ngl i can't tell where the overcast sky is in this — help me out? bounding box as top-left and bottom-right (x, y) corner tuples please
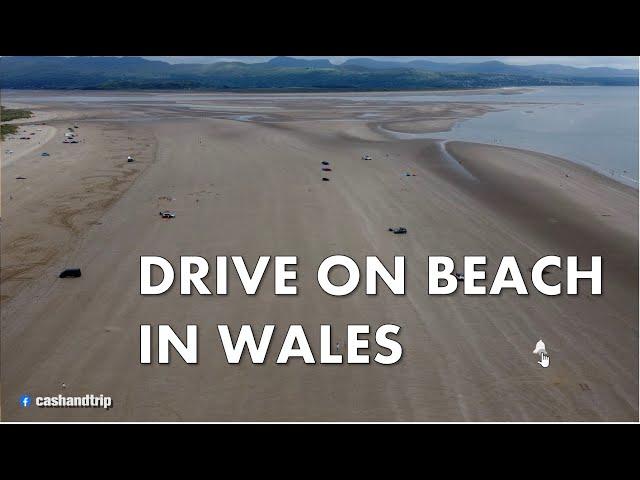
(145, 56), (639, 69)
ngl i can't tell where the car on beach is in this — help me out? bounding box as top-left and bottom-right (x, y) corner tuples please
(59, 268), (82, 278)
(159, 211), (176, 218)
(388, 227), (407, 234)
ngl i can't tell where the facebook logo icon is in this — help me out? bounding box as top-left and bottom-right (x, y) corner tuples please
(19, 395), (31, 408)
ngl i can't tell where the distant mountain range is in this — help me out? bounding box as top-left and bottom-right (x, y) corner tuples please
(1, 56), (637, 90)
(342, 58), (639, 77)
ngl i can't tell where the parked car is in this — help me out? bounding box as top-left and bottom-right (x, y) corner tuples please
(59, 268), (82, 278)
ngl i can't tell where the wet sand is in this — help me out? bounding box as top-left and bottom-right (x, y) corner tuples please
(1, 91), (637, 421)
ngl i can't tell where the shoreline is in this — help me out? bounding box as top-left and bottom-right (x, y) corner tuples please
(376, 109), (639, 190)
(1, 86), (536, 96)
(379, 123), (640, 190)
(456, 141), (639, 193)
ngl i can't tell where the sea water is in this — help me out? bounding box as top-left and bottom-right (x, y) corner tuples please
(380, 86), (639, 188)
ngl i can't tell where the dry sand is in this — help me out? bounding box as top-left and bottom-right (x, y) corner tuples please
(1, 92), (637, 421)
(1, 125), (57, 168)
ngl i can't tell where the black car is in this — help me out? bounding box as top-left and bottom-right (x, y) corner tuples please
(59, 268), (82, 278)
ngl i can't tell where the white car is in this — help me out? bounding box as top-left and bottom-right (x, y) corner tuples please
(159, 211), (176, 219)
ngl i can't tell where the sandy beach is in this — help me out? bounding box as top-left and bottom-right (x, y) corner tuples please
(1, 91), (637, 421)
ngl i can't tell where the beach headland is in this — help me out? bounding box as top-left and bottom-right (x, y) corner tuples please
(1, 90), (637, 421)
